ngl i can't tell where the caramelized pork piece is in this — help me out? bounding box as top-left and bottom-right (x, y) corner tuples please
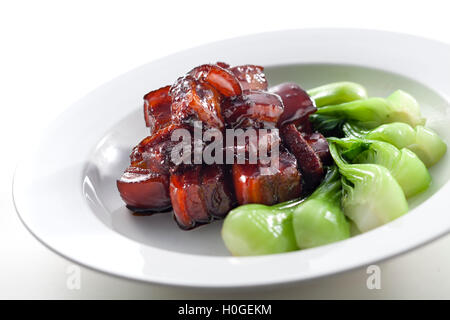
(215, 61), (230, 69)
(232, 150), (302, 205)
(188, 64), (242, 97)
(143, 85), (172, 134)
(130, 123), (192, 175)
(223, 128), (281, 168)
(170, 166), (210, 229)
(269, 82), (316, 127)
(169, 64), (244, 129)
(170, 165), (234, 229)
(276, 151), (304, 201)
(303, 132), (331, 165)
(170, 75), (224, 128)
(281, 123), (324, 190)
(223, 91), (284, 128)
(117, 166), (171, 213)
(297, 120), (313, 134)
(232, 163), (273, 205)
(200, 165), (235, 219)
(230, 65), (268, 91)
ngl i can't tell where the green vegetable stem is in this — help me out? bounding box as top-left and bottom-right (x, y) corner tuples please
(221, 201), (300, 256)
(329, 142), (409, 232)
(307, 82), (368, 107)
(343, 122), (447, 167)
(292, 166), (350, 249)
(330, 138), (431, 198)
(316, 90), (426, 128)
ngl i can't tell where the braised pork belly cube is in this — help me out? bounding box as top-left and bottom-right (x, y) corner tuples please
(229, 65), (268, 91)
(117, 166), (171, 213)
(269, 82), (316, 127)
(222, 91), (284, 129)
(170, 165), (235, 229)
(232, 149), (302, 206)
(170, 75), (224, 129)
(188, 64), (243, 97)
(281, 123), (325, 190)
(143, 85), (172, 134)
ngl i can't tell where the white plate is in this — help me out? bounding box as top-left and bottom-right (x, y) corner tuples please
(13, 29), (450, 288)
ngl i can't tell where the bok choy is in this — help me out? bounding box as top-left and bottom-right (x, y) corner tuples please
(343, 122), (447, 167)
(307, 82), (368, 107)
(292, 166), (350, 249)
(329, 142), (409, 232)
(316, 90), (426, 128)
(329, 138), (431, 198)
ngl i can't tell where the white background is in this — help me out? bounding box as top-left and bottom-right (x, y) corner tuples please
(1, 0), (450, 299)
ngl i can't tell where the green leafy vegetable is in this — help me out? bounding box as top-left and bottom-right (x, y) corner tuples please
(330, 138), (431, 198)
(408, 126), (447, 168)
(292, 166), (350, 249)
(309, 114), (346, 137)
(307, 81), (368, 107)
(316, 90), (426, 128)
(329, 142), (409, 232)
(343, 122), (447, 167)
(221, 201), (301, 256)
